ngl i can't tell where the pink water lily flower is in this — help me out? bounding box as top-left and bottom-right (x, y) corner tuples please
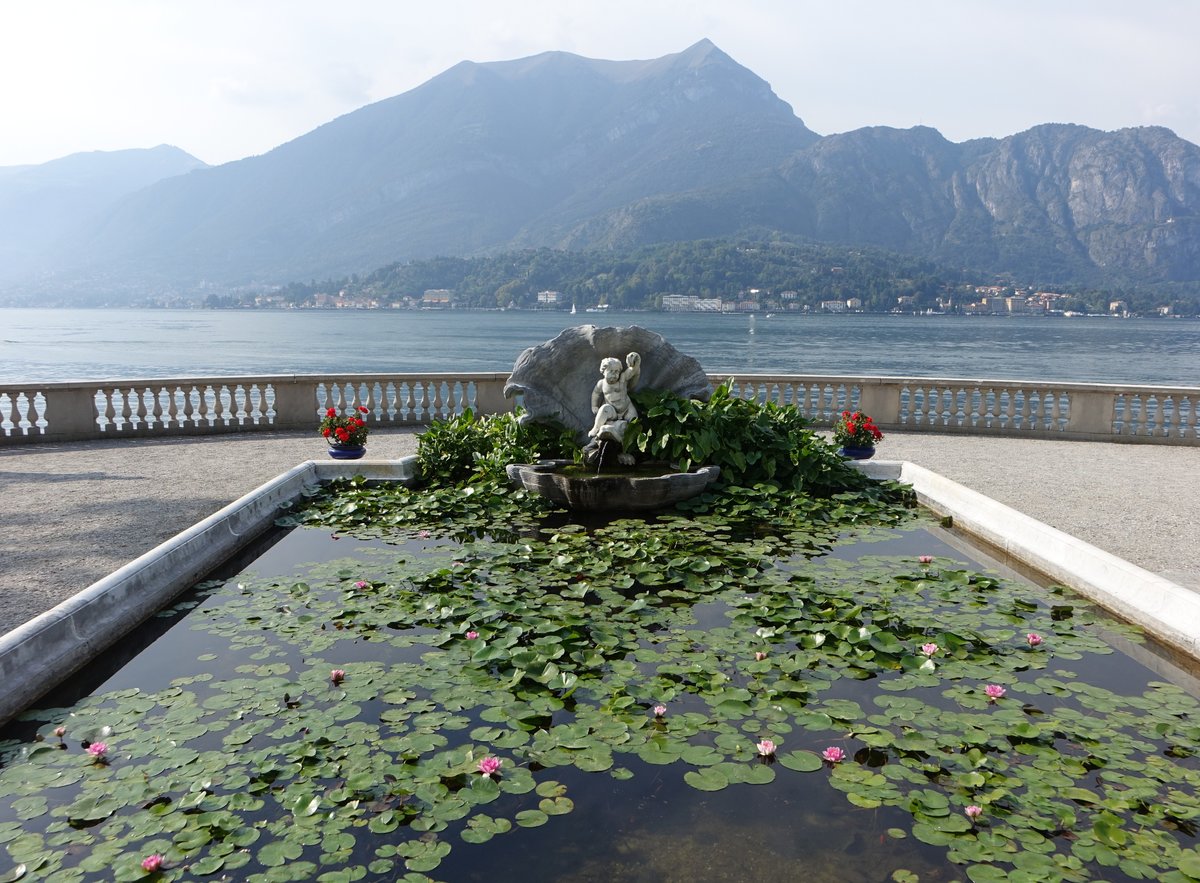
(86, 742), (108, 760)
(652, 704), (667, 717)
(984, 684), (1006, 700)
(754, 651), (767, 661)
(53, 726), (67, 739)
(918, 555), (934, 565)
(821, 746), (846, 763)
(353, 580), (369, 589)
(756, 739), (777, 757)
(465, 630), (479, 640)
(1026, 633), (1043, 647)
(417, 530), (431, 539)
(477, 756), (502, 777)
(330, 669), (346, 684)
(965, 804), (983, 821)
(141, 854), (165, 872)
(920, 642), (938, 657)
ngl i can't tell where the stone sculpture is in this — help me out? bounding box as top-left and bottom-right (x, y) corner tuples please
(587, 352), (641, 464)
(504, 325), (711, 442)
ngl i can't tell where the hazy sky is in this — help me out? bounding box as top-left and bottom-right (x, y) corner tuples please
(2, 0), (1197, 168)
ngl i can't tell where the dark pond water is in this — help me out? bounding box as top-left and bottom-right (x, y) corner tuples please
(1, 515), (1198, 882)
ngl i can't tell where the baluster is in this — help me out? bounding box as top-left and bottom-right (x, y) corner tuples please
(1130, 394), (1144, 435)
(200, 385), (214, 427)
(1019, 388), (1033, 432)
(381, 381), (395, 421)
(149, 387), (163, 429)
(165, 387), (180, 428)
(118, 388), (133, 431)
(434, 382), (448, 419)
(21, 393), (36, 434)
(445, 381), (459, 417)
(403, 382), (416, 422)
(416, 382), (430, 422)
(132, 387), (145, 429)
(183, 387), (198, 427)
(246, 385), (260, 423)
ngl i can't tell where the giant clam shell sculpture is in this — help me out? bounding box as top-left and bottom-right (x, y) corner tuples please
(503, 325), (713, 441)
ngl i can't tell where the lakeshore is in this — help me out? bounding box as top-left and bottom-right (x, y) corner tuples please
(1, 429), (1196, 637)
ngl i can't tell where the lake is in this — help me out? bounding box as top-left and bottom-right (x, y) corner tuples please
(1, 308), (1196, 385)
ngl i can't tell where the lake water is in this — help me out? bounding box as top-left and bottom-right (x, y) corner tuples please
(1, 308), (1196, 385)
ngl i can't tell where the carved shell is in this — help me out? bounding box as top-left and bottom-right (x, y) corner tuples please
(503, 325), (712, 439)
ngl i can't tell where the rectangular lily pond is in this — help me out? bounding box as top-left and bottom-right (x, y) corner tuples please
(2, 476), (1200, 883)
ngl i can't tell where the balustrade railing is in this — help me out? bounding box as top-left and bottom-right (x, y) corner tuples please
(1, 372), (1196, 445)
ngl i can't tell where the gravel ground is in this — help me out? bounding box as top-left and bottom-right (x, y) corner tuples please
(0, 429), (1196, 637)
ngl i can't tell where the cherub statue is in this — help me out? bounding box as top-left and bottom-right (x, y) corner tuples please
(586, 352), (641, 462)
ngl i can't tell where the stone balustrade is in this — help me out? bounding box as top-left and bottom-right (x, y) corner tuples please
(1, 372), (1196, 445)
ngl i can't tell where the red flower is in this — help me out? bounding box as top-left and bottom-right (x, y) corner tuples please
(335, 427), (350, 442)
(358, 406), (369, 413)
(322, 427), (331, 437)
(326, 407), (337, 418)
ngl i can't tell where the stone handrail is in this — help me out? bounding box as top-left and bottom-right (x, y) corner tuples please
(0, 373), (513, 445)
(1, 372), (1196, 445)
(719, 374), (1199, 444)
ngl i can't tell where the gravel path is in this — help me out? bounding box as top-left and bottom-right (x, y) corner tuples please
(1, 429), (1196, 636)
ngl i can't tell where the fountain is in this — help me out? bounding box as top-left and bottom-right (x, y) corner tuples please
(502, 325), (721, 510)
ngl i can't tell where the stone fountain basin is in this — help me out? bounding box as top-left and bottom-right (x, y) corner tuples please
(505, 460), (721, 512)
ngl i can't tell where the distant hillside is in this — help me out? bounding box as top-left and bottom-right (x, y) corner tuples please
(0, 146), (207, 282)
(3, 41), (1200, 302)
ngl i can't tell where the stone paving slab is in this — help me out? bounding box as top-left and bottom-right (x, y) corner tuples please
(0, 429), (1196, 637)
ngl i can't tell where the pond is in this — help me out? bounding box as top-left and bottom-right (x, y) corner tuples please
(1, 474), (1199, 883)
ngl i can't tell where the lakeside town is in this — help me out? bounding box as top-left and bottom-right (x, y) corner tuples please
(189, 283), (1191, 318)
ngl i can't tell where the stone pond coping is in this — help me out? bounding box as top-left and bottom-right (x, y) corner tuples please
(0, 458), (419, 727)
(0, 457), (1195, 726)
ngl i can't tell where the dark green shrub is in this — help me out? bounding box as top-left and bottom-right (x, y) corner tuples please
(416, 408), (577, 486)
(628, 381), (863, 493)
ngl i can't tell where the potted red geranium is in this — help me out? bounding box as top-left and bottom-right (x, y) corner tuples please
(832, 410), (883, 460)
(319, 406), (370, 459)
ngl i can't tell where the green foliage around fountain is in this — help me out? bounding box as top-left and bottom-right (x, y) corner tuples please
(627, 381), (865, 493)
(414, 408), (577, 487)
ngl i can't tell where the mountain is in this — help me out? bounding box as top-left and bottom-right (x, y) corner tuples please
(560, 122), (1200, 284)
(46, 39), (817, 289)
(0, 146), (207, 282)
(4, 41), (1200, 298)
